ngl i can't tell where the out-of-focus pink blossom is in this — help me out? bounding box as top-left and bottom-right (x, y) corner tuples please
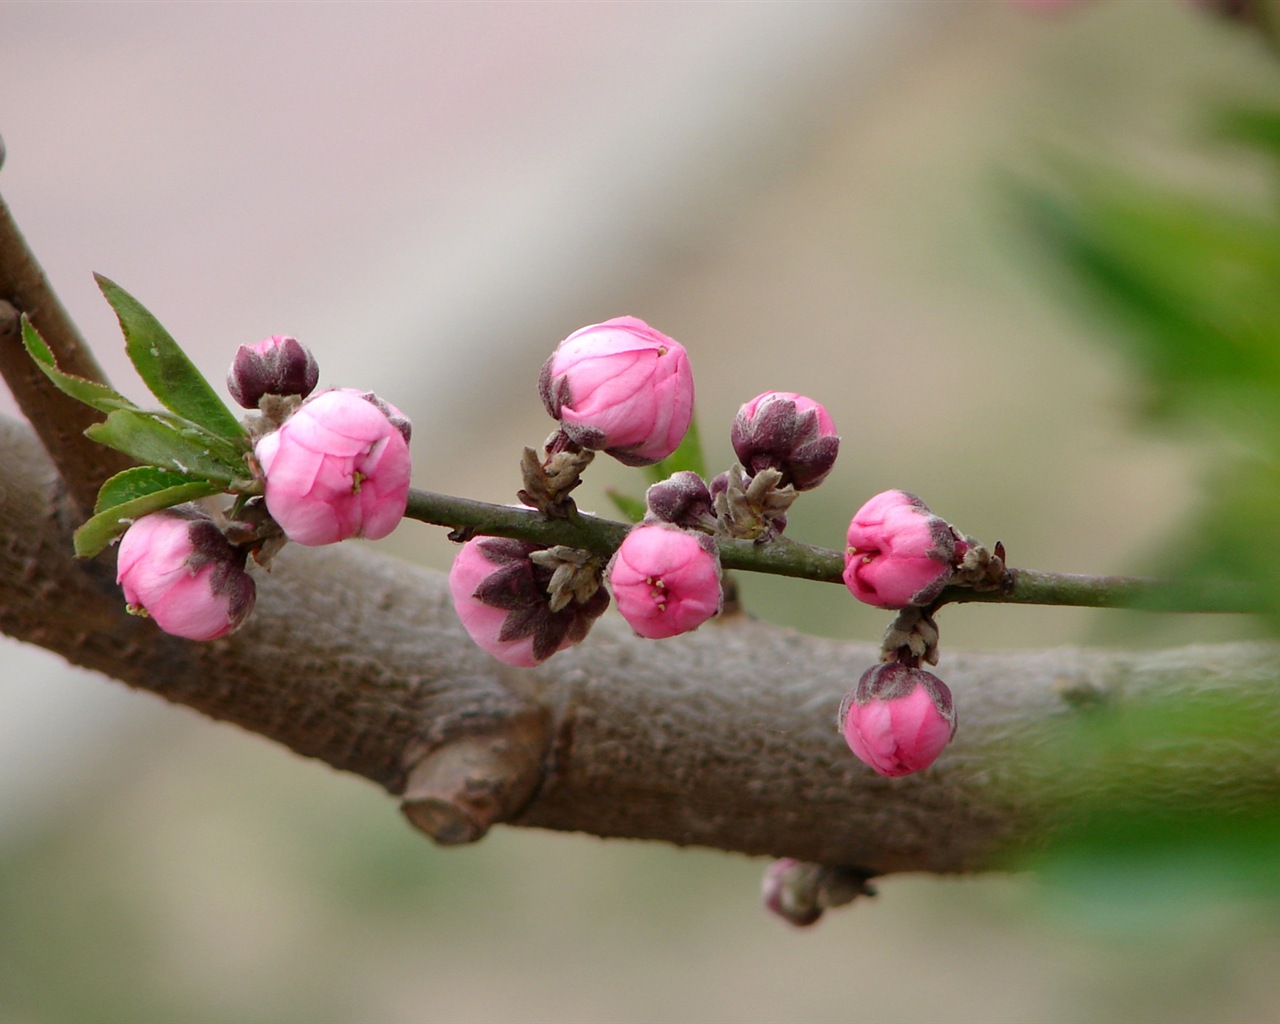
(116, 506), (255, 641)
(842, 490), (960, 608)
(226, 335), (320, 409)
(608, 523), (721, 639)
(448, 536), (609, 666)
(255, 388), (411, 546)
(838, 662), (956, 777)
(731, 391), (839, 491)
(539, 316), (694, 466)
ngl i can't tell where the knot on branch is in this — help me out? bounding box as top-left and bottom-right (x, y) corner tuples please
(399, 707), (551, 846)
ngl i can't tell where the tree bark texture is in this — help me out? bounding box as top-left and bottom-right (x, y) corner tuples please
(3, 415), (1278, 876)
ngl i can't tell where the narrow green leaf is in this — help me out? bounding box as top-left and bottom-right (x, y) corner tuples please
(85, 409), (250, 485)
(94, 274), (248, 443)
(645, 414), (706, 485)
(94, 465), (213, 515)
(1013, 177), (1280, 419)
(73, 481), (223, 558)
(21, 316), (139, 415)
(605, 489), (647, 524)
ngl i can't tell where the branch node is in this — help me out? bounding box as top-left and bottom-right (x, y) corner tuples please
(762, 858), (878, 927)
(399, 708), (551, 846)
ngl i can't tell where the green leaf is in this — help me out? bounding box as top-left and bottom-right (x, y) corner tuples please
(85, 409), (251, 485)
(1012, 173), (1280, 422)
(94, 274), (248, 444)
(605, 489), (647, 523)
(21, 316), (139, 415)
(645, 413), (706, 485)
(1212, 106), (1280, 159)
(94, 465), (214, 515)
(73, 481), (223, 558)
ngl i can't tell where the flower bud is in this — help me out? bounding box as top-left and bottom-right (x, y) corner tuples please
(116, 506), (255, 641)
(227, 335), (320, 409)
(731, 391), (839, 491)
(254, 388), (412, 546)
(645, 470), (715, 530)
(842, 490), (961, 609)
(608, 523), (721, 639)
(838, 662), (956, 777)
(449, 537), (609, 666)
(539, 316), (694, 467)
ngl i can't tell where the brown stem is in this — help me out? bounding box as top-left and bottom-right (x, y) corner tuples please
(0, 188), (132, 514)
(4, 415), (1278, 875)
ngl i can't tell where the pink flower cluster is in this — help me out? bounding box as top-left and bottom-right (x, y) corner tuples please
(453, 318), (852, 664)
(114, 336), (413, 641)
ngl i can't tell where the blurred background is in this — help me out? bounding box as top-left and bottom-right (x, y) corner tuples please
(2, 2), (1279, 1021)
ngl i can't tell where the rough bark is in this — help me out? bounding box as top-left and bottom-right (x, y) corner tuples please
(3, 415), (1278, 876)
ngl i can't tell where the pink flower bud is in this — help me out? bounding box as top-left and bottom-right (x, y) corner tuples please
(448, 537), (609, 666)
(116, 506), (255, 641)
(842, 490), (960, 609)
(731, 391), (839, 491)
(608, 523), (721, 639)
(255, 388), (412, 546)
(539, 316), (694, 467)
(838, 662), (956, 777)
(226, 335), (320, 409)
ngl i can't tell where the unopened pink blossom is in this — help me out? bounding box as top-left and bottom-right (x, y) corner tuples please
(255, 388), (411, 546)
(449, 537), (608, 666)
(226, 335), (320, 409)
(842, 490), (960, 609)
(732, 391), (839, 491)
(839, 662), (956, 777)
(539, 316), (694, 466)
(609, 524), (721, 639)
(116, 506), (255, 641)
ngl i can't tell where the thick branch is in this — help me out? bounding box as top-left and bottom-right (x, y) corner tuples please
(3, 414), (1278, 874)
(0, 188), (132, 513)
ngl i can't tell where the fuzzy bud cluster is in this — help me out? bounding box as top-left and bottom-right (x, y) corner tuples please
(449, 537), (610, 666)
(732, 391), (840, 492)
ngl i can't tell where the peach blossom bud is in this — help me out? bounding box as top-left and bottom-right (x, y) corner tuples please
(608, 523), (721, 639)
(645, 470), (715, 530)
(842, 490), (961, 609)
(255, 388), (411, 546)
(731, 391), (839, 491)
(226, 335), (320, 409)
(116, 506), (255, 641)
(448, 537), (609, 666)
(838, 662), (956, 777)
(539, 316), (694, 466)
